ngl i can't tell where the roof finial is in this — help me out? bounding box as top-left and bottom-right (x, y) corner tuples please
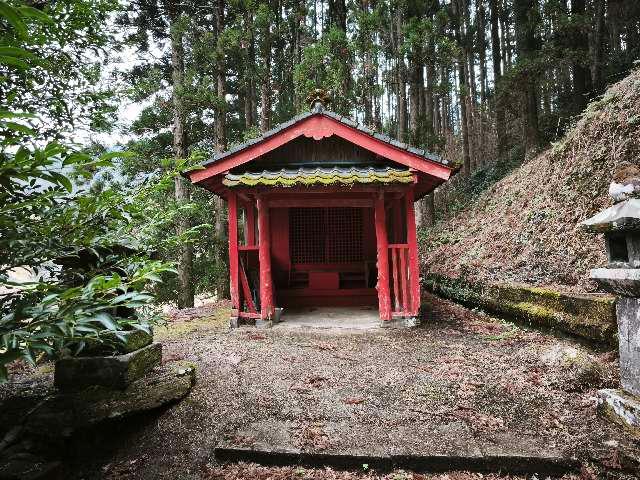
(307, 88), (331, 112)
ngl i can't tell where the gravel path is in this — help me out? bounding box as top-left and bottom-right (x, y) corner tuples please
(23, 294), (640, 479)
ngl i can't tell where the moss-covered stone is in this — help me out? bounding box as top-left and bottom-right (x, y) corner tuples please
(425, 273), (617, 344)
(54, 343), (162, 391)
(83, 329), (153, 355)
(26, 361), (196, 436)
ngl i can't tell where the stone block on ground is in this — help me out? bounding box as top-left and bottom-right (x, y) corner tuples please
(27, 361), (196, 435)
(425, 273), (618, 344)
(82, 329), (153, 355)
(597, 388), (640, 432)
(54, 342), (162, 391)
(0, 456), (62, 480)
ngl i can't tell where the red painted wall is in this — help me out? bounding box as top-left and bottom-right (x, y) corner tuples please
(270, 208), (290, 288)
(270, 206), (378, 307)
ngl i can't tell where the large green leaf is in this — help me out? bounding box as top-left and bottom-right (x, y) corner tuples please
(0, 2), (27, 36)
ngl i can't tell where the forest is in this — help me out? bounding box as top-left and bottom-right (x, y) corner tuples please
(2, 0), (640, 379)
(3, 0), (640, 478)
(122, 0), (640, 309)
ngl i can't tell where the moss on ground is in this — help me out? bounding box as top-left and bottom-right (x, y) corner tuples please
(155, 307), (231, 341)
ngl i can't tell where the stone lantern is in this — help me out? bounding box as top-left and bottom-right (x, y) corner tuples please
(582, 191), (640, 429)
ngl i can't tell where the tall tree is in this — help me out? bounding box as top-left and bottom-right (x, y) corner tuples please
(328, 0), (347, 32)
(514, 0), (541, 157)
(453, 0), (472, 176)
(216, 0), (227, 151)
(489, 0), (507, 155)
(257, 2), (274, 132)
(395, 3), (408, 142)
(168, 3), (195, 308)
(570, 0), (590, 113)
(590, 0), (606, 93)
(477, 0), (488, 105)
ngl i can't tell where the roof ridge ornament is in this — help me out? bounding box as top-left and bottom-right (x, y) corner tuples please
(307, 88), (331, 112)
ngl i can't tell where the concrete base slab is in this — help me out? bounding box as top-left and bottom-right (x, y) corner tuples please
(597, 388), (640, 431)
(213, 446), (577, 477)
(256, 319), (273, 329)
(274, 306), (379, 330)
(381, 317), (420, 328)
(215, 419), (577, 477)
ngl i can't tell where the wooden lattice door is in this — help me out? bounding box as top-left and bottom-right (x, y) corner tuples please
(290, 207), (363, 265)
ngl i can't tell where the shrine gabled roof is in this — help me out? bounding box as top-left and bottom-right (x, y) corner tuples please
(183, 103), (458, 186)
(223, 166), (413, 188)
(202, 106), (449, 169)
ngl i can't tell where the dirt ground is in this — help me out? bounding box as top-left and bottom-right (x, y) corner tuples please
(1, 295), (638, 479)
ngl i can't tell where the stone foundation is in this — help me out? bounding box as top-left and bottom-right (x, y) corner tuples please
(425, 273), (617, 344)
(380, 317), (420, 328)
(54, 342), (162, 391)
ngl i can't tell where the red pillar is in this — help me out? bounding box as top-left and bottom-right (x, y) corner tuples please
(374, 191), (392, 322)
(393, 197), (403, 243)
(257, 196), (274, 321)
(228, 191), (240, 313)
(405, 188), (421, 316)
(245, 200), (256, 246)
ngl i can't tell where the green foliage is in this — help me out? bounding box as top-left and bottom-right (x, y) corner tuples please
(439, 146), (525, 219)
(294, 27), (355, 114)
(0, 1), (175, 382)
(0, 122), (178, 380)
(0, 0), (119, 138)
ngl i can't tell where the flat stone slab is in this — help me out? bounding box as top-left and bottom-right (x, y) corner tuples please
(214, 419), (577, 477)
(274, 306), (380, 330)
(214, 446), (576, 477)
(27, 361), (195, 435)
(54, 342), (162, 391)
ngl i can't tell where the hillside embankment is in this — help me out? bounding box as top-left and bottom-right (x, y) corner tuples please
(422, 68), (640, 341)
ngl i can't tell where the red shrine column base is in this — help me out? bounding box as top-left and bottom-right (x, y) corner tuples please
(374, 191), (392, 323)
(257, 196), (274, 327)
(405, 188), (421, 320)
(228, 191), (240, 328)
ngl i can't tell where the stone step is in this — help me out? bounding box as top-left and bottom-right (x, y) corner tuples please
(214, 446), (578, 477)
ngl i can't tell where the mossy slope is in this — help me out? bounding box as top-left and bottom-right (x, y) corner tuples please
(423, 69), (640, 293)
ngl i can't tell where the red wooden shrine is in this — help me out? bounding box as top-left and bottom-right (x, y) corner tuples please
(183, 102), (457, 326)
